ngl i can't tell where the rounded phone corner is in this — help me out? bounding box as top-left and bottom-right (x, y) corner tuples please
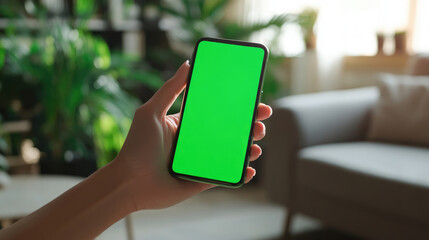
(194, 37), (212, 48)
(256, 42), (269, 56)
(168, 163), (178, 178)
(227, 174), (246, 188)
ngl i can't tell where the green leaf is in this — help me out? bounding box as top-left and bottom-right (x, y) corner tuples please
(121, 70), (165, 90)
(94, 38), (111, 69)
(93, 112), (131, 168)
(75, 0), (95, 19)
(201, 0), (228, 20)
(0, 42), (5, 70)
(297, 8), (318, 31)
(0, 154), (8, 171)
(222, 14), (295, 40)
(159, 5), (183, 18)
(0, 137), (7, 153)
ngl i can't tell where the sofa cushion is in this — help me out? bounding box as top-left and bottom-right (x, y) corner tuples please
(367, 74), (429, 147)
(298, 142), (429, 224)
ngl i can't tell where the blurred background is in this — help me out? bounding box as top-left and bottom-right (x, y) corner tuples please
(0, 0), (428, 239)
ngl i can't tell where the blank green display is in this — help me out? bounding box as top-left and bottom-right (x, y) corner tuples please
(171, 39), (266, 185)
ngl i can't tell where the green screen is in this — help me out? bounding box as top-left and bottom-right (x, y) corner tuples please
(171, 39), (266, 185)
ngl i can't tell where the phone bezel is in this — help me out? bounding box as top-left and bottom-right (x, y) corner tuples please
(168, 37), (269, 188)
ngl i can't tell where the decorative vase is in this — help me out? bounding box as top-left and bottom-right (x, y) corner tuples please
(376, 33), (385, 55)
(305, 31), (317, 50)
(394, 32), (407, 55)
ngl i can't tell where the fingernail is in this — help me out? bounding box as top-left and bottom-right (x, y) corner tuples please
(185, 60), (189, 65)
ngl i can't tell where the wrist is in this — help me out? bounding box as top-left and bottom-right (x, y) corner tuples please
(100, 160), (140, 214)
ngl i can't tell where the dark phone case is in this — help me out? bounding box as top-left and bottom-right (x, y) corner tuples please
(168, 37), (269, 188)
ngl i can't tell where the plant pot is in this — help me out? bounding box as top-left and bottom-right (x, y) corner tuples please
(305, 31), (317, 50)
(394, 32), (407, 55)
(376, 34), (385, 55)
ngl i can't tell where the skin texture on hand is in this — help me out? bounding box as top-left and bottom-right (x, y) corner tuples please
(116, 60), (272, 210)
(0, 61), (272, 240)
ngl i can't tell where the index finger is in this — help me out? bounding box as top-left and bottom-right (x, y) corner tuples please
(256, 103), (272, 121)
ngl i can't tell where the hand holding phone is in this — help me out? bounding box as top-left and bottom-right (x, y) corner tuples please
(115, 58), (271, 209)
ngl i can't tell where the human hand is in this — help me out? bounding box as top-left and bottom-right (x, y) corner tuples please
(114, 61), (272, 211)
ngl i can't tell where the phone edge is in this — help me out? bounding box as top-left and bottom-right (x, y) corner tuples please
(167, 37), (269, 188)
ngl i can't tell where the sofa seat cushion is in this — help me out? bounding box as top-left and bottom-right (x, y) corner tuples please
(298, 142), (429, 224)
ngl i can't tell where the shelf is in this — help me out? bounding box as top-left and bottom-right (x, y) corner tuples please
(0, 18), (142, 32)
(341, 55), (412, 89)
(342, 55), (410, 74)
(2, 121), (31, 134)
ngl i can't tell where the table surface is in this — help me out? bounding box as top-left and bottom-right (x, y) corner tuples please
(0, 175), (83, 219)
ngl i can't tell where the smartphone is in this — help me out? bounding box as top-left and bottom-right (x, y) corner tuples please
(169, 37), (268, 187)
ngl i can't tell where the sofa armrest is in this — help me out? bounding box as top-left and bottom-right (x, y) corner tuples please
(275, 87), (378, 148)
(262, 87), (378, 204)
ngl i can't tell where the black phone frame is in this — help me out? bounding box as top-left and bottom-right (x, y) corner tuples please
(168, 37), (269, 188)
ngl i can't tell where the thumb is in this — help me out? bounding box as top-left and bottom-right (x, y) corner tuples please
(150, 61), (190, 116)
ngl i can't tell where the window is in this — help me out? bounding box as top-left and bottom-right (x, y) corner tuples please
(244, 0), (428, 56)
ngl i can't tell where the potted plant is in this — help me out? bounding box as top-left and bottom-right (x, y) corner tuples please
(297, 8), (318, 50)
(0, 18), (164, 176)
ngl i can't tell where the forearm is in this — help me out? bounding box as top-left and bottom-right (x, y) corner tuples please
(0, 160), (136, 240)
